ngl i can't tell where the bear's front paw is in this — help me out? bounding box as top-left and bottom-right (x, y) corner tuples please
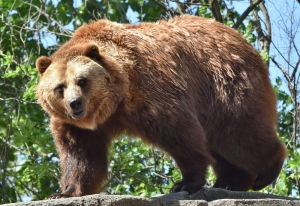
(171, 180), (205, 193)
(49, 193), (72, 199)
(49, 185), (77, 199)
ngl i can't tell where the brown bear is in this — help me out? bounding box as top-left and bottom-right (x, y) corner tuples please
(36, 15), (286, 198)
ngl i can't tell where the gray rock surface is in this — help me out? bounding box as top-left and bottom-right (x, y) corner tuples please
(2, 188), (300, 206)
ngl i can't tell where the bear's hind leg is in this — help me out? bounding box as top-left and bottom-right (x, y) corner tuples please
(252, 143), (286, 190)
(210, 117), (287, 191)
(212, 152), (255, 191)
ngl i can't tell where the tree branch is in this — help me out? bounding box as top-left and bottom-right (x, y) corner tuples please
(22, 1), (73, 36)
(291, 59), (300, 82)
(271, 41), (297, 69)
(256, 1), (271, 67)
(209, 0), (223, 23)
(270, 56), (294, 92)
(151, 0), (180, 17)
(232, 0), (263, 29)
(260, 2), (271, 36)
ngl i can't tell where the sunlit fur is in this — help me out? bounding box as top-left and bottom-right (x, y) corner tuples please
(36, 15), (286, 197)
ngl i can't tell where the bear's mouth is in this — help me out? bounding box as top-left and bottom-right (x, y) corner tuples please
(72, 110), (85, 119)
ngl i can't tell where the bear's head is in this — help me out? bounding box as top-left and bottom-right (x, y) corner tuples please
(36, 43), (129, 130)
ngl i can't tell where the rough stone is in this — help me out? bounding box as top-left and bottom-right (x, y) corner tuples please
(208, 199), (300, 206)
(187, 188), (298, 201)
(2, 188), (299, 206)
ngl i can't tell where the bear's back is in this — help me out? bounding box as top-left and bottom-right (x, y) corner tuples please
(51, 15), (275, 122)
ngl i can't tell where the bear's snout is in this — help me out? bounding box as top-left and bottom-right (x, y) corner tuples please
(70, 97), (82, 110)
(69, 97), (85, 119)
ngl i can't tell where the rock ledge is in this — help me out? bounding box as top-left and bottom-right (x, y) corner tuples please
(3, 188), (299, 206)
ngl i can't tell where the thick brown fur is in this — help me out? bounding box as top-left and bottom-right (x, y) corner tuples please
(36, 15), (286, 197)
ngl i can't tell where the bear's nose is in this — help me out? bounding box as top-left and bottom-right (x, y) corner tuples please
(69, 98), (82, 111)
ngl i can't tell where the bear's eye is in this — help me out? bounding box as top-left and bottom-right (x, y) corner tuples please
(55, 84), (65, 93)
(78, 78), (87, 88)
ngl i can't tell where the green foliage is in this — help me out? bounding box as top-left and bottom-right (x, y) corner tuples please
(0, 51), (60, 202)
(108, 138), (180, 197)
(199, 4), (212, 18)
(242, 21), (256, 43)
(266, 77), (300, 197)
(260, 50), (270, 62)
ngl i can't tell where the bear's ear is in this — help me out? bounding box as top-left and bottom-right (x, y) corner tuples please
(36, 56), (52, 75)
(83, 44), (101, 62)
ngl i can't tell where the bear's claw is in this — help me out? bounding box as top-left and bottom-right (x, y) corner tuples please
(49, 193), (72, 199)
